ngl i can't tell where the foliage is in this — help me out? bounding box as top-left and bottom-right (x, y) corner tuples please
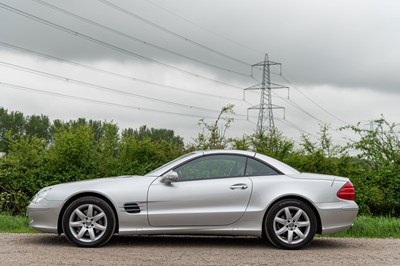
(250, 128), (295, 161)
(343, 118), (400, 215)
(0, 107), (51, 152)
(0, 133), (47, 215)
(191, 104), (235, 150)
(231, 123), (400, 216)
(1, 106), (400, 217)
(286, 124), (349, 175)
(0, 111), (185, 215)
(124, 125), (184, 147)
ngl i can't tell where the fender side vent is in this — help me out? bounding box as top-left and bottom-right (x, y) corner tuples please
(124, 203), (141, 214)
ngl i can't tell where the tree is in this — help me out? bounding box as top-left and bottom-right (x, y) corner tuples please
(123, 125), (184, 148)
(0, 108), (26, 152)
(25, 114), (51, 142)
(0, 108), (51, 152)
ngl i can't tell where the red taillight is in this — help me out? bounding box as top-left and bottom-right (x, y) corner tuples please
(337, 182), (355, 200)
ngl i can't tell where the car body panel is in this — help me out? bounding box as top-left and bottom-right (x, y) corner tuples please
(27, 150), (358, 241)
(147, 176), (253, 226)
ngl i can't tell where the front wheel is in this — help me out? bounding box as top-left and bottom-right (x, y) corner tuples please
(265, 199), (317, 249)
(62, 196), (116, 247)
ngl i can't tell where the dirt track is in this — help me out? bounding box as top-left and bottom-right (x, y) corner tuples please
(0, 234), (399, 265)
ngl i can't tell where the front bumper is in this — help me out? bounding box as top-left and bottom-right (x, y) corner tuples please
(26, 199), (64, 234)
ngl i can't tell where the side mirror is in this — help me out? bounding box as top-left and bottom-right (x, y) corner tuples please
(160, 171), (178, 184)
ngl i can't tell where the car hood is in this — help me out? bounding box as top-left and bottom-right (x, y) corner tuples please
(44, 175), (155, 201)
(51, 175), (139, 186)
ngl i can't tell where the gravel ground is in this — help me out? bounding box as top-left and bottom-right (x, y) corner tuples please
(0, 234), (399, 266)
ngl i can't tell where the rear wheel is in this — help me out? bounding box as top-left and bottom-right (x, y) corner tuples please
(62, 196), (116, 247)
(265, 199), (317, 249)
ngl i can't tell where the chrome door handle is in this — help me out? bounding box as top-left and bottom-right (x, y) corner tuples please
(230, 184), (248, 190)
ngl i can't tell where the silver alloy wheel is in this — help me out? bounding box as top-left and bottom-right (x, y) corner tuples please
(272, 206), (311, 245)
(68, 204), (108, 243)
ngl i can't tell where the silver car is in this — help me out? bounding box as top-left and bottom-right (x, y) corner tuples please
(27, 150), (358, 249)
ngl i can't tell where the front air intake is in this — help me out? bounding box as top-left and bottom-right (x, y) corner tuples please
(124, 203), (141, 214)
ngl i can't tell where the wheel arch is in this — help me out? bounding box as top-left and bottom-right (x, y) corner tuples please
(262, 195), (322, 236)
(57, 192), (119, 235)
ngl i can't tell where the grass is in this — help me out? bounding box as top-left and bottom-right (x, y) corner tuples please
(0, 213), (36, 233)
(0, 214), (399, 238)
(326, 215), (400, 238)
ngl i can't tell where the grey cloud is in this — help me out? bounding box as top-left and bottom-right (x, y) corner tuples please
(2, 0), (399, 92)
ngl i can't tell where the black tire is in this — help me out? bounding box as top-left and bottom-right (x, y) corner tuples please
(62, 196), (116, 247)
(265, 199), (317, 250)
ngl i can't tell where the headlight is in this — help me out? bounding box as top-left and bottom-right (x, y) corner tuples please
(31, 187), (52, 204)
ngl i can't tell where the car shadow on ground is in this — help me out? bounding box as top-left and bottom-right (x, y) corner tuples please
(22, 234), (352, 250)
(109, 235), (270, 248)
(109, 235), (351, 250)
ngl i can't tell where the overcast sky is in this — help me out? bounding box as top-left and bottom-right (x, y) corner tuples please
(1, 0), (400, 146)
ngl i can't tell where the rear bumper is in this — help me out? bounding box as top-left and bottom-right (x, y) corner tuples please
(316, 200), (359, 235)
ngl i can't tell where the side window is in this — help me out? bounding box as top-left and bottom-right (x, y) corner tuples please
(174, 155), (246, 181)
(245, 158), (279, 176)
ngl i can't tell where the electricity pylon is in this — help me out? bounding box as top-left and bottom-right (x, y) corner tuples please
(244, 54), (287, 132)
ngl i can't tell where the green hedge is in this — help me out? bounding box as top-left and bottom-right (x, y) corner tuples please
(0, 116), (185, 215)
(1, 107), (399, 217)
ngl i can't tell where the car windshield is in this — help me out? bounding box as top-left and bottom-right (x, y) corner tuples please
(145, 152), (197, 176)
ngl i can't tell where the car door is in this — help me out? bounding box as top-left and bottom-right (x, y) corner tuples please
(147, 154), (253, 227)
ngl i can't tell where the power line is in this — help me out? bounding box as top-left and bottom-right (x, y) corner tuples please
(273, 73), (355, 139)
(271, 91), (355, 140)
(0, 2), (349, 138)
(1, 81), (256, 123)
(145, 0), (263, 57)
(0, 2), (244, 90)
(97, 0), (251, 67)
(0, 60), (249, 116)
(275, 117), (317, 138)
(31, 0), (251, 77)
(272, 92), (326, 124)
(246, 79), (352, 140)
(0, 61), (349, 142)
(145, 0), (282, 80)
(244, 97), (317, 138)
(280, 71), (349, 126)
(246, 107), (317, 140)
(250, 61), (348, 127)
(243, 58), (348, 139)
(0, 41), (242, 101)
(243, 57), (347, 130)
(0, 81), (221, 119)
(250, 73), (336, 126)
